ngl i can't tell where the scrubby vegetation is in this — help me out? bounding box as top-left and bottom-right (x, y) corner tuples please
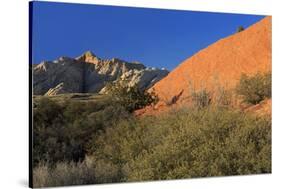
(106, 82), (159, 112)
(33, 97), (130, 167)
(237, 26), (245, 33)
(33, 107), (271, 187)
(236, 72), (271, 104)
(33, 83), (158, 166)
(191, 89), (211, 108)
(93, 108), (271, 180)
(33, 74), (271, 187)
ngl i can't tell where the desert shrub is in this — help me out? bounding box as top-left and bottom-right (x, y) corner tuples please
(63, 99), (112, 122)
(33, 93), (271, 187)
(236, 72), (271, 104)
(87, 107), (271, 182)
(237, 26), (245, 32)
(213, 87), (234, 107)
(33, 97), (64, 127)
(34, 107), (271, 187)
(106, 82), (158, 112)
(33, 83), (156, 167)
(33, 156), (120, 187)
(191, 89), (211, 108)
(33, 98), (65, 165)
(33, 97), (130, 167)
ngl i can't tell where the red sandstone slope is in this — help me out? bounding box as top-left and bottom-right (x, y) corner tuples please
(137, 16), (271, 115)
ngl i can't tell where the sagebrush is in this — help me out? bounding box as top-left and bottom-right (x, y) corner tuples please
(34, 106), (271, 187)
(236, 72), (271, 104)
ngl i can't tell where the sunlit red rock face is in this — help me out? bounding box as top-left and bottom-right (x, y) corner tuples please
(137, 16), (271, 115)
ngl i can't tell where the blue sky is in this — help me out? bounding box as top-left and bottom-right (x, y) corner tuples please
(31, 1), (265, 70)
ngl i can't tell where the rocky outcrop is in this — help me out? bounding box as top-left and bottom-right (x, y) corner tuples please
(100, 67), (169, 94)
(33, 57), (84, 95)
(44, 83), (65, 96)
(33, 51), (169, 95)
(136, 16), (271, 115)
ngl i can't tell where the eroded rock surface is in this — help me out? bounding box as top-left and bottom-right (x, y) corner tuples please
(33, 51), (169, 95)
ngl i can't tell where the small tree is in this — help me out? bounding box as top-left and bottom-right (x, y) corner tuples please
(237, 26), (245, 33)
(236, 26), (245, 33)
(106, 81), (158, 112)
(236, 72), (271, 104)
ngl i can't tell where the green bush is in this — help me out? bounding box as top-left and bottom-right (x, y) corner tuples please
(88, 107), (271, 181)
(236, 72), (271, 104)
(33, 107), (271, 187)
(33, 97), (130, 167)
(33, 85), (271, 187)
(106, 82), (158, 112)
(33, 98), (65, 165)
(237, 26), (245, 33)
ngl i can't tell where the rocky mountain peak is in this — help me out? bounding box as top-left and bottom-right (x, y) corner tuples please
(84, 50), (96, 57)
(33, 51), (169, 95)
(76, 50), (100, 64)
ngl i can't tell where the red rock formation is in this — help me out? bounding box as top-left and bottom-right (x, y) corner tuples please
(136, 16), (271, 116)
(244, 99), (272, 116)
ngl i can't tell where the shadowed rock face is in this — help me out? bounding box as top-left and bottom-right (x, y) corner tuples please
(33, 58), (84, 95)
(33, 51), (169, 95)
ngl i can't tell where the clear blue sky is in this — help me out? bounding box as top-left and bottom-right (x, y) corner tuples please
(31, 1), (265, 70)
